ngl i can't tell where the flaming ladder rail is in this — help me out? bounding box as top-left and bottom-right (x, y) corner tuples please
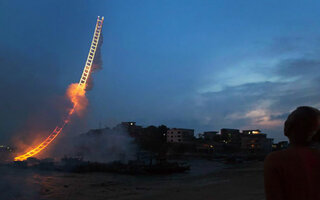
(14, 16), (104, 161)
(79, 16), (104, 90)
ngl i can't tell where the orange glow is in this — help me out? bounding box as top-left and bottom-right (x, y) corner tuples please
(66, 83), (88, 116)
(14, 86), (81, 161)
(14, 124), (69, 161)
(14, 16), (104, 161)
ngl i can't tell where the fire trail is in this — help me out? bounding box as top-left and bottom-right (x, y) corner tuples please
(14, 16), (104, 161)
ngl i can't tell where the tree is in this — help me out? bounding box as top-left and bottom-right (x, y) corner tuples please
(136, 125), (168, 154)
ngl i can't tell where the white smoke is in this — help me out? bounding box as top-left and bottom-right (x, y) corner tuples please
(71, 127), (137, 163)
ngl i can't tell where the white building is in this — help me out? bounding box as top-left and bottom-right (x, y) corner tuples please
(166, 128), (194, 144)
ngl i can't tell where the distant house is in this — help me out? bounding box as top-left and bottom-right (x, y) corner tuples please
(0, 145), (13, 152)
(0, 145), (14, 162)
(272, 141), (289, 151)
(242, 129), (261, 135)
(166, 128), (194, 144)
(241, 131), (273, 153)
(203, 131), (219, 141)
(115, 122), (143, 137)
(220, 128), (242, 151)
(221, 128), (240, 139)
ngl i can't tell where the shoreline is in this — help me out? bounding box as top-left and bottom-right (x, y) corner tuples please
(39, 161), (265, 200)
(1, 160), (265, 200)
(135, 161), (265, 200)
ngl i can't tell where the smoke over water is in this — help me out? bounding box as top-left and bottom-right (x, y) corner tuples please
(53, 126), (137, 163)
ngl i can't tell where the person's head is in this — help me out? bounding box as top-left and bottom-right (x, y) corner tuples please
(284, 106), (320, 146)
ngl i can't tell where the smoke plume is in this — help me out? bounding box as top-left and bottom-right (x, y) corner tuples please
(66, 83), (88, 116)
(86, 34), (103, 91)
(70, 126), (137, 163)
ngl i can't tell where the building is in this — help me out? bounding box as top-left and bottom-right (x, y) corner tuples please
(0, 145), (14, 162)
(115, 122), (143, 137)
(242, 129), (261, 135)
(196, 131), (221, 153)
(203, 131), (219, 141)
(0, 145), (13, 152)
(166, 128), (194, 144)
(220, 128), (240, 142)
(241, 132), (273, 153)
(219, 128), (242, 151)
(121, 122), (137, 127)
(272, 141), (289, 151)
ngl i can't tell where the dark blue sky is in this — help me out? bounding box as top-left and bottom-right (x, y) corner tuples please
(1, 0), (320, 142)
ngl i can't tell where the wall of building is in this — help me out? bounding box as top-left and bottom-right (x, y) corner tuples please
(166, 128), (194, 143)
(240, 134), (273, 153)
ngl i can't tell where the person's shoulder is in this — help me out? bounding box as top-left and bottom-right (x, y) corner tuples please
(264, 150), (288, 168)
(266, 150), (287, 161)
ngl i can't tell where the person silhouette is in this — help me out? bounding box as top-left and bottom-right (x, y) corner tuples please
(264, 106), (320, 200)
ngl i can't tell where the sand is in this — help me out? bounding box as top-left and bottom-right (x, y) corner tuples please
(34, 161), (265, 200)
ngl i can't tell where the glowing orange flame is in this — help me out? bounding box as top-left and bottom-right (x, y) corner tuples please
(14, 85), (82, 161)
(14, 16), (104, 161)
(66, 83), (87, 116)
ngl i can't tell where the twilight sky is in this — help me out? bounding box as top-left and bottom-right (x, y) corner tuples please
(1, 0), (320, 143)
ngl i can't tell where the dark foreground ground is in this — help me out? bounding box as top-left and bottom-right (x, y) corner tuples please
(0, 161), (265, 200)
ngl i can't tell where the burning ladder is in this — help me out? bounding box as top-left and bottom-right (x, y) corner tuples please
(14, 16), (104, 161)
(79, 16), (104, 89)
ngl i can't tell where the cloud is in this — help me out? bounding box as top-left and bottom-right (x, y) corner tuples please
(269, 113), (290, 121)
(193, 36), (320, 141)
(194, 80), (320, 140)
(277, 58), (320, 78)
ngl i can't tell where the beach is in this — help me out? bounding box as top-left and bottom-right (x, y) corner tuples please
(1, 160), (265, 200)
(141, 162), (265, 200)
